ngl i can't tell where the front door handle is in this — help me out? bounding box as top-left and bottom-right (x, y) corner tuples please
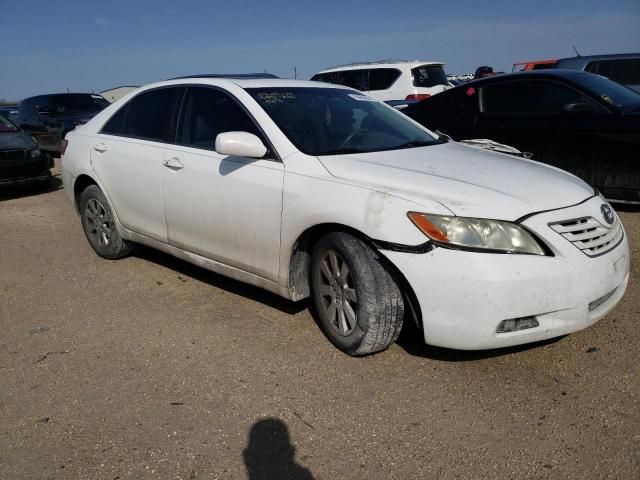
(93, 143), (107, 153)
(163, 157), (184, 170)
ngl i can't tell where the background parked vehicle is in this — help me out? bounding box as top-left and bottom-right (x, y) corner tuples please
(402, 70), (640, 203)
(553, 53), (640, 92)
(17, 93), (110, 153)
(0, 113), (53, 186)
(512, 59), (558, 71)
(0, 105), (19, 124)
(311, 60), (450, 101)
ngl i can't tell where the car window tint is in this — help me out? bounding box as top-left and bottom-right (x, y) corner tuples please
(586, 59), (640, 85)
(122, 87), (182, 142)
(102, 104), (129, 135)
(367, 69), (401, 91)
(334, 70), (368, 91)
(311, 72), (338, 84)
(412, 65), (449, 87)
(482, 80), (583, 114)
(178, 87), (260, 150)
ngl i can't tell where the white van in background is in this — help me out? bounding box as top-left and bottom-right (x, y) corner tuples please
(311, 60), (450, 102)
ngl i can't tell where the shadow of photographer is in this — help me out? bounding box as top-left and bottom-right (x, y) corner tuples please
(243, 418), (315, 480)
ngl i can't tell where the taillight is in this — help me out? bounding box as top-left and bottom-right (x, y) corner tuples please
(60, 139), (68, 155)
(405, 94), (431, 101)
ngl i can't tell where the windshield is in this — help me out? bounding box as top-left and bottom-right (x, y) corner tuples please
(574, 73), (640, 110)
(49, 94), (110, 113)
(0, 114), (18, 132)
(412, 65), (449, 87)
(246, 87), (438, 155)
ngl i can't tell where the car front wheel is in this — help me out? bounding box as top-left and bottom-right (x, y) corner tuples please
(311, 232), (404, 356)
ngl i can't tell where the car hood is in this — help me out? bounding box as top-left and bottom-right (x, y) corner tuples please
(0, 131), (36, 150)
(316, 142), (594, 220)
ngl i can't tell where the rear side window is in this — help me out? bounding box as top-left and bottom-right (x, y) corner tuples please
(412, 65), (448, 87)
(586, 59), (640, 85)
(367, 69), (401, 91)
(481, 80), (585, 114)
(177, 87), (260, 150)
(117, 87), (183, 142)
(334, 70), (368, 90)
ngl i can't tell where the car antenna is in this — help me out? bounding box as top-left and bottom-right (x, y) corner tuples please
(572, 45), (581, 57)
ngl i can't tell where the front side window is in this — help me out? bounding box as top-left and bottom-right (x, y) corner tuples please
(412, 65), (449, 87)
(247, 87), (438, 156)
(113, 87), (182, 142)
(311, 72), (338, 84)
(586, 59), (640, 86)
(177, 87), (260, 150)
(481, 80), (586, 114)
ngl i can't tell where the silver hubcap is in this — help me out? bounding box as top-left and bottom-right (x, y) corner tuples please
(84, 198), (112, 248)
(318, 250), (358, 336)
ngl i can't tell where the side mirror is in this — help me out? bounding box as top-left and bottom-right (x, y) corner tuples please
(215, 131), (267, 158)
(562, 102), (597, 114)
(36, 106), (52, 115)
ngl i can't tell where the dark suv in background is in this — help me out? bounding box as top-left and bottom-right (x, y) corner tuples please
(17, 93), (110, 153)
(553, 53), (640, 92)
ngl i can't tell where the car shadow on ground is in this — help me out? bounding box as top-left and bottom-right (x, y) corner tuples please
(0, 175), (62, 202)
(242, 418), (315, 480)
(395, 320), (566, 362)
(134, 247), (309, 316)
(135, 247), (565, 361)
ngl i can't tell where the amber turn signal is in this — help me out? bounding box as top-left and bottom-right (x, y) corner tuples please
(407, 212), (449, 242)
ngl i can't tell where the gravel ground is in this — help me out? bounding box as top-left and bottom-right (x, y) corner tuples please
(1, 165), (638, 480)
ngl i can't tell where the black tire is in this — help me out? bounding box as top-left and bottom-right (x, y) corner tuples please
(79, 185), (135, 259)
(311, 232), (404, 356)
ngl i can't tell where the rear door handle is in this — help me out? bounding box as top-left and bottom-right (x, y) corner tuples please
(163, 157), (184, 170)
(93, 143), (107, 153)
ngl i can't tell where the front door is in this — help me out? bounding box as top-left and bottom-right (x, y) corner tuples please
(161, 86), (284, 282)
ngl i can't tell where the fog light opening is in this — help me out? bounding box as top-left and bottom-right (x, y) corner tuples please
(496, 316), (539, 334)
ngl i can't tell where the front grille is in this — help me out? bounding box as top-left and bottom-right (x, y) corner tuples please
(549, 216), (623, 257)
(0, 149), (26, 164)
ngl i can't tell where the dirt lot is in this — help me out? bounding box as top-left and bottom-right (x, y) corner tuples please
(1, 165), (639, 480)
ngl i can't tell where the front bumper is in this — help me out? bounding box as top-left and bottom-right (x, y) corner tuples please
(382, 196), (631, 350)
(0, 153), (53, 185)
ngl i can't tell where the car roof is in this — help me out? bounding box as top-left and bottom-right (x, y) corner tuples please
(554, 53), (640, 69)
(317, 60), (444, 73)
(21, 93), (106, 101)
(139, 77), (353, 91)
(167, 73), (279, 80)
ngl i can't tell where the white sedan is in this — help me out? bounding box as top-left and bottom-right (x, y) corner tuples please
(61, 76), (630, 355)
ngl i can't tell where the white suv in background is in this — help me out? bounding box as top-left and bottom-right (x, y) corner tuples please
(311, 60), (450, 102)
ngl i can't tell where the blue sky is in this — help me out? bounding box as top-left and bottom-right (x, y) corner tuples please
(1, 0), (639, 101)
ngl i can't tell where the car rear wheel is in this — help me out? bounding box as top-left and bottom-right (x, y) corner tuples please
(79, 185), (135, 259)
(311, 232), (404, 356)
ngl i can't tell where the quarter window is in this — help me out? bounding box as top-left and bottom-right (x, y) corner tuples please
(177, 87), (260, 150)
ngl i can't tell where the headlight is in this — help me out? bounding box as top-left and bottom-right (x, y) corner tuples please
(30, 148), (41, 158)
(408, 212), (547, 255)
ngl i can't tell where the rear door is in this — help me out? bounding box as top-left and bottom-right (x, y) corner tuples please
(161, 86), (284, 281)
(91, 86), (184, 243)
